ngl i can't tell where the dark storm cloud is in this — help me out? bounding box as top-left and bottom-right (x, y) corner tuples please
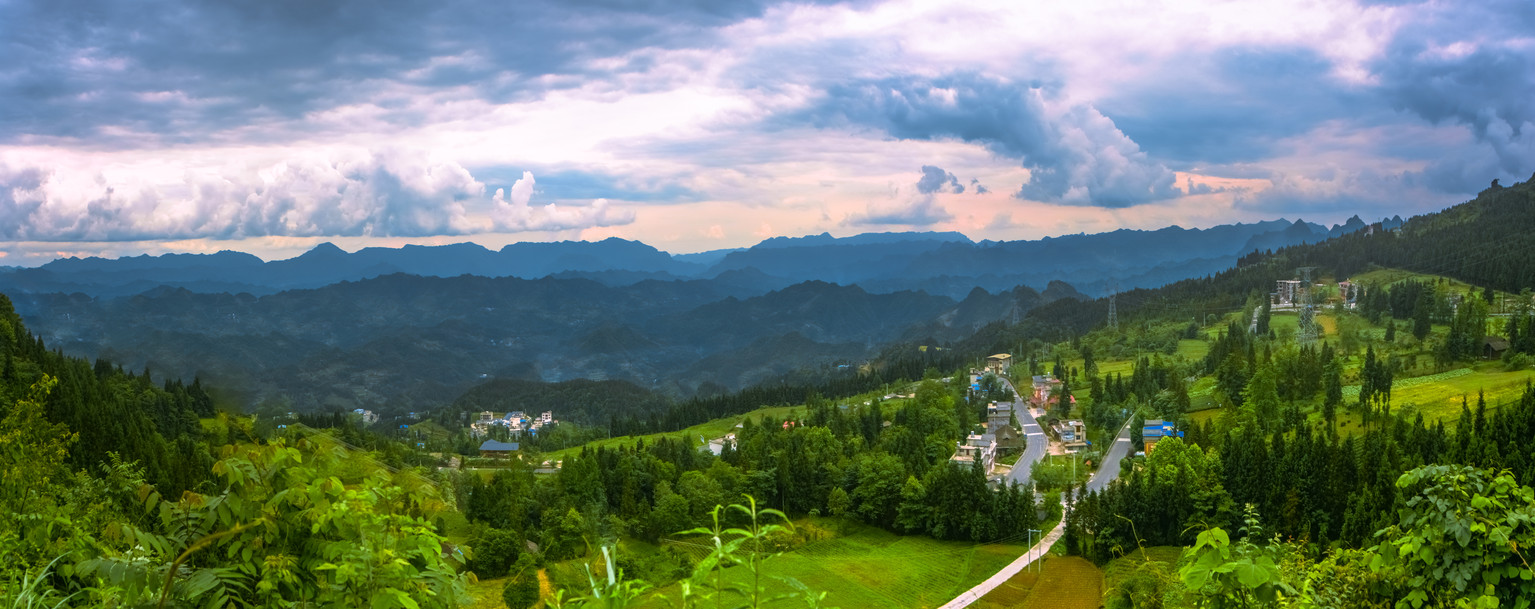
(1371, 0), (1535, 191)
(1102, 48), (1371, 169)
(802, 74), (1180, 207)
(0, 0), (835, 145)
(916, 165), (963, 194)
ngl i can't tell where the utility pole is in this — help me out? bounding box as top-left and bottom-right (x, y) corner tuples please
(1028, 528), (1044, 573)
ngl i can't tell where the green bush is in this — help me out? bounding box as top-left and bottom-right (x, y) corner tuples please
(470, 527), (522, 578)
(502, 554), (541, 609)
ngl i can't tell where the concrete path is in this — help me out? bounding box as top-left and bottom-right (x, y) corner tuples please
(936, 526), (1064, 609)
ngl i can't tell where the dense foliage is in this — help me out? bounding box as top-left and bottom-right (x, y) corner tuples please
(457, 378), (1042, 581)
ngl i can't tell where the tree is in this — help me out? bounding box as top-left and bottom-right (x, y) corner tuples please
(1412, 289), (1433, 341)
(646, 482), (692, 542)
(895, 476), (930, 534)
(471, 527), (524, 578)
(1248, 364), (1281, 423)
(851, 453), (905, 528)
(544, 507), (589, 561)
(826, 487), (851, 519)
(1083, 344), (1099, 379)
(0, 375), (72, 544)
(1322, 356), (1343, 425)
(502, 554), (541, 609)
(976, 372), (1013, 403)
(1215, 353), (1248, 407)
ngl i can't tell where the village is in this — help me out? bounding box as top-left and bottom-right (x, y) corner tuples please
(471, 409), (556, 457)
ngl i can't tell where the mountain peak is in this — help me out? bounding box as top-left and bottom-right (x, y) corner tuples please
(299, 242), (346, 258)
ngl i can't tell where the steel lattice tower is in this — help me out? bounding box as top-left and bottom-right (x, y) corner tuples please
(1296, 266), (1318, 344)
(1107, 284), (1119, 331)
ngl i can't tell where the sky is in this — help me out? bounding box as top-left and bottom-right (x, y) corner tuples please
(2, 0), (1533, 265)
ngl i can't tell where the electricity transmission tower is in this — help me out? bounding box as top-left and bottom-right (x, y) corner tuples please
(1107, 283), (1119, 331)
(1296, 266), (1318, 344)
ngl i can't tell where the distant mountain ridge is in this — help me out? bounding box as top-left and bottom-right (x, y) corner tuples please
(0, 220), (1390, 300)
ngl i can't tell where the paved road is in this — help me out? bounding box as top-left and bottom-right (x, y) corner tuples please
(1086, 417), (1135, 493)
(999, 376), (1047, 487)
(939, 414), (1136, 609)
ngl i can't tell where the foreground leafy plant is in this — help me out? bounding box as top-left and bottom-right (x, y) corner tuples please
(1370, 464), (1535, 609)
(1180, 506), (1294, 608)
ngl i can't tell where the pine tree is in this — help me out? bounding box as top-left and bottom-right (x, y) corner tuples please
(1413, 289), (1433, 341)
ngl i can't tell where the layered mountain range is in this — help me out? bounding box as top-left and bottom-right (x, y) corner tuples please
(3, 214), (1397, 414)
(2, 215), (1394, 300)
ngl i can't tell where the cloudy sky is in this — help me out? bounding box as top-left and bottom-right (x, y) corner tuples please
(2, 0), (1533, 264)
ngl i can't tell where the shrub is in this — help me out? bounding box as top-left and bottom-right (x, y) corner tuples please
(502, 554), (541, 609)
(470, 527), (522, 578)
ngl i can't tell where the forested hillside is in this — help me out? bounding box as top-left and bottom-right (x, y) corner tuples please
(973, 173), (1535, 351)
(13, 272), (1062, 415)
(0, 294), (466, 606)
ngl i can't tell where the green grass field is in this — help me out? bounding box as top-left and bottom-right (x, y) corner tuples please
(1175, 339), (1210, 362)
(1085, 338), (1211, 381)
(640, 519), (1029, 609)
(974, 555), (1102, 609)
(1349, 269), (1513, 299)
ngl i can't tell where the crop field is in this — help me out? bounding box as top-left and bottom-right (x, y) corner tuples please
(641, 521), (1029, 609)
(974, 555), (1102, 609)
(1378, 365), (1534, 421)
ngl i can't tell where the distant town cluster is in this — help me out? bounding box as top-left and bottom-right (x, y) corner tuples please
(471, 409), (555, 439)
